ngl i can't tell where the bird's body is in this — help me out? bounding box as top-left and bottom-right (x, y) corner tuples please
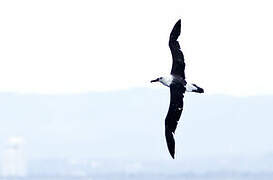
(151, 19), (204, 159)
(159, 75), (203, 93)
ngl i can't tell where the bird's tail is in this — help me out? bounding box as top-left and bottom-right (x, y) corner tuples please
(165, 128), (175, 159)
(186, 83), (204, 93)
(192, 84), (204, 93)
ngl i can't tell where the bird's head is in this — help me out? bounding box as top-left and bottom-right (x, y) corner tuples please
(150, 77), (163, 83)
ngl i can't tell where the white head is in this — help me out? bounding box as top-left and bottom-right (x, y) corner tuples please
(151, 76), (173, 87)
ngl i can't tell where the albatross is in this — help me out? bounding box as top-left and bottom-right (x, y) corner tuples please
(151, 19), (204, 159)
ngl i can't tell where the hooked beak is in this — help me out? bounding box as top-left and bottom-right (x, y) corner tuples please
(151, 78), (159, 83)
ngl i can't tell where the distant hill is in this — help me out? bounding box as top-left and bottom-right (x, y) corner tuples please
(0, 88), (273, 162)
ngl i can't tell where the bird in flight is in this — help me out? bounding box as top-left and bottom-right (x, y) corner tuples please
(151, 19), (204, 159)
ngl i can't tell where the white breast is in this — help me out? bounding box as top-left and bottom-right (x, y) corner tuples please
(159, 75), (173, 87)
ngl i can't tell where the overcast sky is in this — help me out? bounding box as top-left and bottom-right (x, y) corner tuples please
(0, 0), (273, 96)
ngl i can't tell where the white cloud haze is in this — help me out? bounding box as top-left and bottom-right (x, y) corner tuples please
(1, 0), (273, 96)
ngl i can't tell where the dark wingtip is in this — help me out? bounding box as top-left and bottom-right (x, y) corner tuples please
(175, 19), (181, 28)
(165, 128), (176, 159)
(177, 19), (181, 24)
(171, 153), (175, 159)
(169, 19), (181, 42)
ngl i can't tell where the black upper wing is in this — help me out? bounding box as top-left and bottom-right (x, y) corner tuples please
(169, 19), (185, 78)
(165, 82), (185, 159)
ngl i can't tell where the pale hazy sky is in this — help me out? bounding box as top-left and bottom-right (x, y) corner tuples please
(0, 0), (273, 96)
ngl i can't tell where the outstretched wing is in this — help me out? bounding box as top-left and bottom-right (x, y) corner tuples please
(165, 82), (185, 159)
(169, 19), (185, 78)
